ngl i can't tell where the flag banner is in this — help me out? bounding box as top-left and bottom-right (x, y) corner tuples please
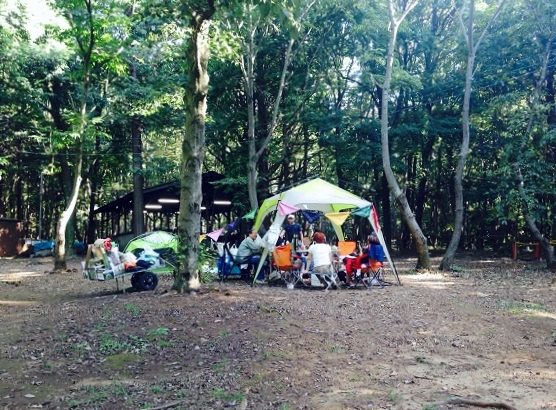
(242, 209), (257, 220)
(227, 218), (241, 231)
(206, 228), (224, 242)
(278, 201), (300, 216)
(371, 204), (381, 232)
(351, 205), (371, 218)
(199, 234), (207, 243)
(302, 210), (321, 224)
(324, 212), (351, 226)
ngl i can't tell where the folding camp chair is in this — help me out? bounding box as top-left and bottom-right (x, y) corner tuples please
(218, 244), (243, 282)
(337, 240), (357, 257)
(271, 244), (303, 287)
(313, 267), (340, 291)
(334, 241), (359, 287)
(367, 259), (385, 288)
(218, 243), (265, 284)
(351, 266), (372, 289)
(332, 241), (355, 276)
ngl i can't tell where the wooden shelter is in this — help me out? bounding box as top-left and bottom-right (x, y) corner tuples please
(94, 172), (233, 247)
(0, 217), (25, 257)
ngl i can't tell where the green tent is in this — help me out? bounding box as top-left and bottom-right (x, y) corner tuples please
(124, 231), (179, 255)
(124, 231), (179, 274)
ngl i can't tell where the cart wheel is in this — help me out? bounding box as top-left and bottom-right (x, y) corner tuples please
(131, 272), (142, 290)
(139, 272), (158, 291)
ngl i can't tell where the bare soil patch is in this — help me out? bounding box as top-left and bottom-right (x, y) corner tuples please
(1, 254), (555, 410)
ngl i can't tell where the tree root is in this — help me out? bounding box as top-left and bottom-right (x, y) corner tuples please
(447, 398), (517, 410)
(147, 401), (184, 410)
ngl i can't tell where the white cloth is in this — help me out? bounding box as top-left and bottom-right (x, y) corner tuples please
(262, 224), (282, 251)
(308, 243), (332, 269)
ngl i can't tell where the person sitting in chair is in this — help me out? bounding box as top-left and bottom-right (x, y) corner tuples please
(368, 232), (385, 270)
(236, 228), (266, 284)
(343, 235), (377, 287)
(303, 232), (334, 286)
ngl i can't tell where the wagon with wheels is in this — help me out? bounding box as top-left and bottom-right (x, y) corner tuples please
(82, 232), (179, 293)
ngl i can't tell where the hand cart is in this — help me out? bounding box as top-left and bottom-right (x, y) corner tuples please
(82, 242), (175, 293)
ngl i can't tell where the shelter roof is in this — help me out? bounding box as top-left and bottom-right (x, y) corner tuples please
(94, 171), (232, 216)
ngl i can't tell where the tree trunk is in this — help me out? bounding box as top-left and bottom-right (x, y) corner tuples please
(173, 1), (215, 293)
(440, 2), (475, 270)
(440, 0), (505, 270)
(54, 142), (83, 270)
(86, 178), (97, 245)
(380, 173), (392, 250)
(514, 35), (556, 270)
(53, 0), (95, 271)
(59, 152), (76, 256)
(132, 114), (145, 236)
(240, 15), (258, 211)
(86, 136), (101, 244)
(381, 0), (430, 270)
(525, 214), (556, 269)
(243, 2), (315, 209)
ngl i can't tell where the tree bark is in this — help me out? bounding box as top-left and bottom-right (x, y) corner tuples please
(381, 0), (430, 270)
(132, 114), (145, 236)
(173, 0), (215, 293)
(54, 142), (83, 270)
(86, 136), (101, 245)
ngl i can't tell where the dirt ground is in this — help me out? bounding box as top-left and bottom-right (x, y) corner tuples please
(1, 253), (555, 410)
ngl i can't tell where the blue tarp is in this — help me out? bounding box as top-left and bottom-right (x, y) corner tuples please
(33, 241), (54, 252)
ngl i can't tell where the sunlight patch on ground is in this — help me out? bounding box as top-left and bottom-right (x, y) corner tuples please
(73, 377), (136, 388)
(404, 275), (456, 289)
(1, 271), (44, 280)
(413, 282), (454, 289)
(0, 300), (37, 307)
(505, 368), (556, 381)
(532, 311), (556, 320)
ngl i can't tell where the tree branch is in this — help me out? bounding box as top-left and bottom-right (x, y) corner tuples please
(447, 398), (517, 410)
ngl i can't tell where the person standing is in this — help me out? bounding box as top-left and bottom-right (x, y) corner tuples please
(282, 214), (304, 250)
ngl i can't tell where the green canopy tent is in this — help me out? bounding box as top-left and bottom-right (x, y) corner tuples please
(252, 178), (400, 286)
(124, 231), (179, 254)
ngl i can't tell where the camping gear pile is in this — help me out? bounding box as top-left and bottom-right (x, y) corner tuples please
(82, 232), (179, 292)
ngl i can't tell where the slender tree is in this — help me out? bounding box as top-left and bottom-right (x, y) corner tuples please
(53, 0), (95, 270)
(439, 0), (507, 270)
(380, 0), (431, 270)
(514, 28), (556, 269)
(233, 0), (315, 210)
